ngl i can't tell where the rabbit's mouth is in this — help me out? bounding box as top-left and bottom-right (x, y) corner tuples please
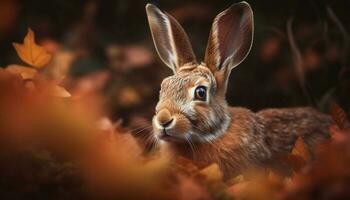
(152, 113), (192, 143)
(157, 129), (183, 142)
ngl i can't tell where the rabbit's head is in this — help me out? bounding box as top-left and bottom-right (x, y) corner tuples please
(146, 2), (253, 143)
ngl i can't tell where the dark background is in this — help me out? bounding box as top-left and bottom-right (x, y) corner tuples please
(0, 0), (349, 124)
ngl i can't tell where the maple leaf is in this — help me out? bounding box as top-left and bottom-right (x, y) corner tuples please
(5, 64), (38, 79)
(12, 28), (52, 68)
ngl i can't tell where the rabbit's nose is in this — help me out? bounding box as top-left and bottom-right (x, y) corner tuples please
(157, 109), (174, 128)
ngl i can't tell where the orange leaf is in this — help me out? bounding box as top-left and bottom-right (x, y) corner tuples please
(199, 163), (223, 182)
(292, 137), (311, 161)
(279, 137), (312, 172)
(291, 137), (311, 162)
(5, 64), (37, 79)
(330, 103), (349, 129)
(12, 28), (52, 68)
(49, 85), (71, 98)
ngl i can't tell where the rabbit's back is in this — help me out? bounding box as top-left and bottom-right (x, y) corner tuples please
(257, 107), (332, 156)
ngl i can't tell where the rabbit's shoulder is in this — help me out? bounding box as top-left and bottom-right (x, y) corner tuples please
(227, 107), (266, 139)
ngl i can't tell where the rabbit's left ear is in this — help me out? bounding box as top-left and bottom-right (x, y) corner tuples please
(204, 1), (253, 94)
(146, 4), (197, 74)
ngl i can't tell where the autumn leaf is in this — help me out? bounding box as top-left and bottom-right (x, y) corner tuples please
(330, 103), (349, 129)
(226, 174), (244, 186)
(13, 28), (52, 68)
(291, 137), (311, 162)
(281, 137), (312, 172)
(5, 64), (37, 79)
(199, 163), (223, 183)
(49, 85), (71, 98)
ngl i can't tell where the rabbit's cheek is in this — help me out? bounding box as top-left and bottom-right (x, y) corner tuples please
(169, 116), (191, 137)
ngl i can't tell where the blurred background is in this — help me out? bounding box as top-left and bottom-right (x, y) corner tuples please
(0, 0), (349, 126)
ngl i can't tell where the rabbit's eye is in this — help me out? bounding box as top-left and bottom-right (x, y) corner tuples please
(194, 86), (207, 101)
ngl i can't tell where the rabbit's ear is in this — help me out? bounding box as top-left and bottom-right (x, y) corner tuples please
(204, 2), (253, 92)
(146, 4), (197, 73)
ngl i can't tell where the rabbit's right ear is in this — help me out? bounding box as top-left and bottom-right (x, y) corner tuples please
(146, 4), (197, 73)
(204, 2), (253, 94)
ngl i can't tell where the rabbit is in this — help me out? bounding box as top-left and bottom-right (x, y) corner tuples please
(146, 1), (332, 178)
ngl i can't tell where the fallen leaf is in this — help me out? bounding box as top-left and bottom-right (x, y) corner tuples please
(5, 64), (37, 79)
(199, 163), (223, 183)
(291, 137), (311, 162)
(13, 28), (52, 68)
(279, 137), (312, 172)
(227, 181), (251, 198)
(330, 103), (349, 129)
(49, 85), (71, 98)
(226, 174), (244, 186)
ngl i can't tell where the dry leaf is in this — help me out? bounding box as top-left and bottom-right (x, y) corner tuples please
(49, 85), (71, 98)
(227, 181), (251, 198)
(226, 174), (244, 186)
(330, 103), (349, 129)
(199, 163), (223, 183)
(292, 137), (311, 162)
(280, 137), (312, 172)
(13, 28), (52, 68)
(5, 64), (37, 79)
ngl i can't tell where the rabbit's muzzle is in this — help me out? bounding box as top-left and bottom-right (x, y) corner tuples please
(152, 108), (191, 142)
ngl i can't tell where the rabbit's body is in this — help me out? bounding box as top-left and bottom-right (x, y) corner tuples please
(167, 107), (331, 177)
(146, 2), (332, 177)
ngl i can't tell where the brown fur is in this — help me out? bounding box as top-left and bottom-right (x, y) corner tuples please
(167, 107), (332, 178)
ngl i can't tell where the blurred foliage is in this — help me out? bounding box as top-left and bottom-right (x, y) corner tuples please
(0, 69), (350, 199)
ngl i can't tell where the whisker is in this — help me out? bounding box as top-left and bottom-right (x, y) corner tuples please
(144, 132), (160, 152)
(129, 123), (153, 133)
(185, 134), (196, 160)
(132, 125), (153, 136)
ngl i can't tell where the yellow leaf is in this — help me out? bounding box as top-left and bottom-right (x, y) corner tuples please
(49, 85), (71, 98)
(226, 174), (244, 186)
(12, 28), (52, 68)
(292, 137), (311, 162)
(199, 163), (223, 182)
(5, 64), (38, 79)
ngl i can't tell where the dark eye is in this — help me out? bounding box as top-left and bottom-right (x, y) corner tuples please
(194, 86), (207, 101)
